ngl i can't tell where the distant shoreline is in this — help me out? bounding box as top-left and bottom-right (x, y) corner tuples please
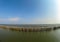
(0, 25), (60, 32)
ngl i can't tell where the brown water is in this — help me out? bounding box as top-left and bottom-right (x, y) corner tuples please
(0, 28), (60, 42)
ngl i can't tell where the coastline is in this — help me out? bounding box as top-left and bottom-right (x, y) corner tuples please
(0, 25), (60, 32)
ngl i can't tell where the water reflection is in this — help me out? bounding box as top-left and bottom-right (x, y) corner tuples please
(0, 28), (60, 42)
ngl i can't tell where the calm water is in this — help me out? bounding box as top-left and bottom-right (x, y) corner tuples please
(0, 28), (60, 42)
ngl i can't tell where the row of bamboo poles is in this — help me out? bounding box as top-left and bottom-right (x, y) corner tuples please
(0, 26), (60, 32)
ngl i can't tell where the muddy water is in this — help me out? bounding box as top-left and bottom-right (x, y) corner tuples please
(0, 28), (60, 42)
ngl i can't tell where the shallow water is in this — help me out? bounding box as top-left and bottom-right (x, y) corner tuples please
(0, 28), (60, 42)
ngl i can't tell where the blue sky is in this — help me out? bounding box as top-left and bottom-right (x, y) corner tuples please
(0, 0), (60, 24)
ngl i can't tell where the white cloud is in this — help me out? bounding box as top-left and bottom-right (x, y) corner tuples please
(8, 17), (20, 22)
(0, 17), (59, 24)
(0, 17), (21, 22)
(0, 17), (22, 24)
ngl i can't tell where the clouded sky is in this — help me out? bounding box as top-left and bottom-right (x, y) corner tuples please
(0, 0), (60, 24)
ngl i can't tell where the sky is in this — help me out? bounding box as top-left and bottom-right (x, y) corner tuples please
(0, 0), (60, 24)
